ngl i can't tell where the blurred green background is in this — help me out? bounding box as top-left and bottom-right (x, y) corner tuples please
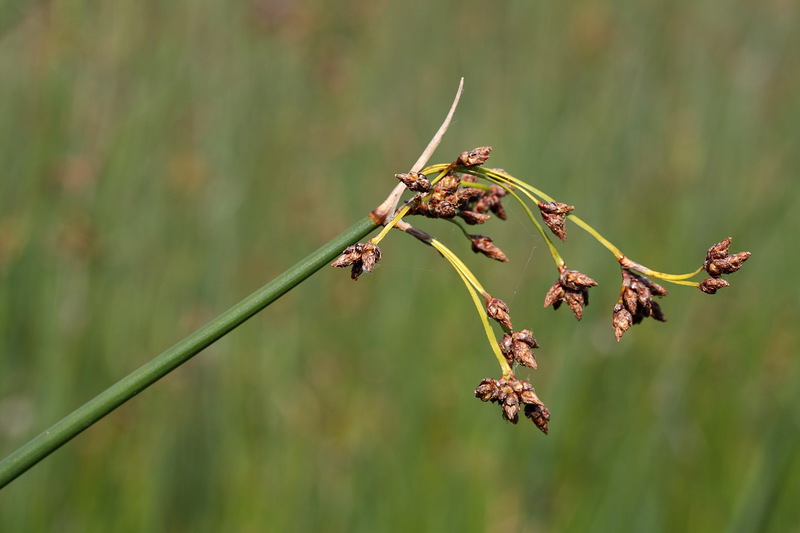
(1, 0), (798, 531)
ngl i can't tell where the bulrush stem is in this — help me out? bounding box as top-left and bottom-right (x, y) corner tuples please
(0, 216), (379, 488)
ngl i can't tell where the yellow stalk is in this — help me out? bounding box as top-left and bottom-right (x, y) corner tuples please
(430, 238), (488, 296)
(430, 239), (512, 376)
(477, 173), (565, 268)
(470, 167), (705, 282)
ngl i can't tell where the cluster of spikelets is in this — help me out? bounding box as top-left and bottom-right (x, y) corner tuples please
(332, 147), (750, 435)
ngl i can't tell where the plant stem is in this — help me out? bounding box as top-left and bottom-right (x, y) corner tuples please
(0, 216), (378, 489)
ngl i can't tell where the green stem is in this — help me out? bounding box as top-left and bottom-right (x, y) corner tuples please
(0, 216), (378, 488)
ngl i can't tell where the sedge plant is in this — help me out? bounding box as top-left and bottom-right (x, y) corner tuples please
(0, 79), (749, 487)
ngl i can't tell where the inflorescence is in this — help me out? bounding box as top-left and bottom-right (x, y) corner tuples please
(332, 146), (751, 435)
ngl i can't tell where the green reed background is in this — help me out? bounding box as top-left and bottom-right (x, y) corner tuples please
(1, 0), (798, 531)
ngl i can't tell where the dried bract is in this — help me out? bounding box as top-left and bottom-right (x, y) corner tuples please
(698, 277), (729, 294)
(468, 234), (508, 262)
(486, 298), (513, 330)
(330, 242), (382, 281)
(544, 266), (598, 320)
(703, 237), (751, 278)
(537, 201), (575, 241)
(457, 146), (492, 167)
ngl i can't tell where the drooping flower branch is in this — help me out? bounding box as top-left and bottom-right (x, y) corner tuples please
(332, 145), (751, 435)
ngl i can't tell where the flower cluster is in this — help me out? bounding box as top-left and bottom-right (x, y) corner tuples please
(500, 330), (539, 369)
(612, 270), (668, 341)
(405, 172), (508, 227)
(330, 242), (382, 280)
(332, 144), (751, 436)
(475, 374), (550, 434)
(543, 266), (598, 320)
(537, 201), (574, 241)
(699, 237), (751, 293)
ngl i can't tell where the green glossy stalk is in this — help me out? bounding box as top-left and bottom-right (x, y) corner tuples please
(0, 216), (378, 488)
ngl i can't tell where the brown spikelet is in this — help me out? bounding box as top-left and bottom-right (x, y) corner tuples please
(537, 201), (575, 241)
(544, 266), (597, 320)
(703, 237), (751, 277)
(330, 243), (382, 281)
(486, 298), (513, 330)
(457, 146), (492, 167)
(468, 235), (508, 262)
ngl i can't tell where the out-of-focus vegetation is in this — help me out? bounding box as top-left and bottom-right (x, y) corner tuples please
(1, 0), (797, 531)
